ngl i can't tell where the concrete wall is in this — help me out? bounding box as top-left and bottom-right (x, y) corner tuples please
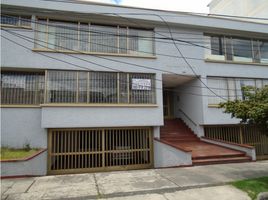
(1, 108), (47, 148)
(154, 140), (192, 168)
(1, 150), (47, 177)
(173, 79), (204, 136)
(41, 107), (163, 128)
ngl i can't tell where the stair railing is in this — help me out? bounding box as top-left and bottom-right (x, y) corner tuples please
(178, 109), (197, 127)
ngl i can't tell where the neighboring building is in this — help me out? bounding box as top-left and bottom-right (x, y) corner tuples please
(1, 0), (268, 176)
(209, 0), (268, 23)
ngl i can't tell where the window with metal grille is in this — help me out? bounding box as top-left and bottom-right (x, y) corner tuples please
(1, 15), (31, 28)
(34, 18), (155, 56)
(1, 72), (45, 105)
(46, 70), (156, 104)
(207, 77), (268, 105)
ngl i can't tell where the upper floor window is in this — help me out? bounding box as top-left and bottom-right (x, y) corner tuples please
(34, 18), (155, 57)
(1, 14), (31, 28)
(207, 76), (268, 105)
(205, 34), (268, 64)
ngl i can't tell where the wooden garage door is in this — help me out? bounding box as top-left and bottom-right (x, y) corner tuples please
(47, 127), (153, 175)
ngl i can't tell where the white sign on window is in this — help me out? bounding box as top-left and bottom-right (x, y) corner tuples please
(132, 78), (151, 90)
(2, 75), (26, 88)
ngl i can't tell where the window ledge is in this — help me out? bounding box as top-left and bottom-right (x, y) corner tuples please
(40, 103), (158, 108)
(205, 58), (268, 66)
(208, 104), (220, 108)
(0, 105), (40, 108)
(1, 24), (32, 29)
(32, 48), (157, 59)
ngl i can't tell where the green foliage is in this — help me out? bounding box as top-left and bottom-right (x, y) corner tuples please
(23, 143), (31, 151)
(232, 177), (268, 200)
(219, 86), (268, 133)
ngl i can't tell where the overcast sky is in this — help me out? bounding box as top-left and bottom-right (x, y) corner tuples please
(84, 0), (212, 13)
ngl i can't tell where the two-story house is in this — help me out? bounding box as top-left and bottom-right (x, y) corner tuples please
(1, 0), (268, 176)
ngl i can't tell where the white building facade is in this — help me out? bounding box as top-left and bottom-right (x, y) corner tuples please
(1, 0), (268, 176)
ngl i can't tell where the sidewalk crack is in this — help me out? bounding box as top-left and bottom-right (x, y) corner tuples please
(25, 180), (36, 193)
(93, 174), (102, 199)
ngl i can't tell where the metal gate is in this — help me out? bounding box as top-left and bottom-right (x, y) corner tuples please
(47, 127), (153, 175)
(204, 125), (268, 160)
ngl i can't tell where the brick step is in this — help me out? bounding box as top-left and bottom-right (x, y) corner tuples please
(165, 140), (199, 143)
(161, 131), (195, 135)
(161, 134), (197, 137)
(161, 137), (197, 140)
(161, 129), (193, 133)
(162, 136), (198, 139)
(193, 156), (251, 166)
(192, 152), (246, 160)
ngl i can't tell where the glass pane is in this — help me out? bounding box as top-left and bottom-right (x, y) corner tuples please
(78, 72), (88, 103)
(207, 77), (228, 104)
(263, 79), (268, 87)
(252, 40), (260, 62)
(225, 37), (233, 61)
(47, 71), (77, 103)
(79, 23), (89, 51)
(227, 78), (236, 100)
(1, 72), (44, 105)
(90, 25), (118, 53)
(259, 41), (268, 63)
(88, 72), (117, 103)
(49, 21), (78, 51)
(210, 36), (225, 55)
(239, 78), (255, 100)
(1, 15), (19, 26)
(119, 27), (127, 54)
(119, 73), (128, 103)
(232, 38), (253, 61)
(20, 16), (31, 27)
(129, 28), (154, 56)
(35, 19), (47, 48)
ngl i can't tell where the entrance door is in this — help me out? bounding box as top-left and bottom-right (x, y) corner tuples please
(163, 90), (174, 119)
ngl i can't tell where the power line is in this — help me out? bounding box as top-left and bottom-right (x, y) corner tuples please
(5, 27), (261, 94)
(2, 33), (235, 98)
(109, 12), (229, 100)
(1, 14), (261, 53)
(2, 30), (265, 99)
(2, 28), (266, 92)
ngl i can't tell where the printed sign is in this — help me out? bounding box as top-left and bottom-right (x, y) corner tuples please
(2, 75), (26, 88)
(132, 78), (151, 90)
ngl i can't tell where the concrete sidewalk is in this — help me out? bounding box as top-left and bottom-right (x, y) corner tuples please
(1, 161), (268, 200)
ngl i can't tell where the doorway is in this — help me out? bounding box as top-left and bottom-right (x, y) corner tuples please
(163, 90), (174, 119)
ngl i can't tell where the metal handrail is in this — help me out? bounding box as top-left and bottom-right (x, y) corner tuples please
(178, 108), (197, 127)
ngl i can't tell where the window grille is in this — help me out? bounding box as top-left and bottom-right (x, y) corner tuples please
(1, 72), (44, 105)
(1, 15), (31, 27)
(46, 70), (156, 104)
(207, 77), (268, 105)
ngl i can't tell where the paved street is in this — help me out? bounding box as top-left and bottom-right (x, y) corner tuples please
(1, 161), (268, 200)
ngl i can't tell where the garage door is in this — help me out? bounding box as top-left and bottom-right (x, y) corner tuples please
(47, 127), (153, 175)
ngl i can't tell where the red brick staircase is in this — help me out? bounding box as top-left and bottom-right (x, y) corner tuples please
(160, 119), (251, 165)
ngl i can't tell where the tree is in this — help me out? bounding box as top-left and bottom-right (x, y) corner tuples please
(219, 86), (268, 133)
